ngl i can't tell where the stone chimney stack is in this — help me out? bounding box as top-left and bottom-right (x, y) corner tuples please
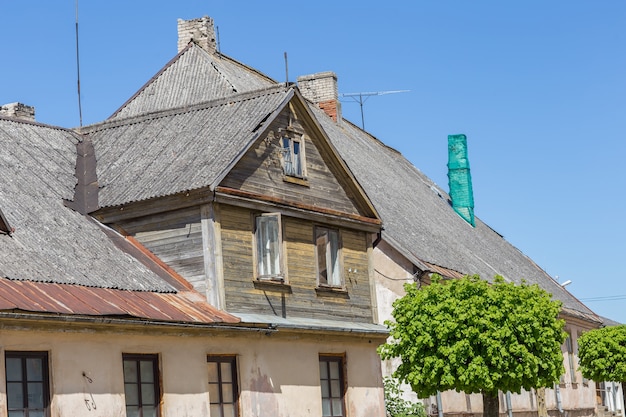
(0, 103), (35, 121)
(297, 72), (342, 122)
(177, 16), (216, 54)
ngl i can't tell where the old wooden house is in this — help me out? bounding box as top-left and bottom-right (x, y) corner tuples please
(0, 16), (387, 417)
(0, 13), (608, 417)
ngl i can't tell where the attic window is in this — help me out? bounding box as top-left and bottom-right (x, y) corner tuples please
(281, 136), (305, 178)
(0, 208), (13, 235)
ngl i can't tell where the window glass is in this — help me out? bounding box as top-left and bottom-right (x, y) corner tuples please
(319, 356), (345, 417)
(256, 214), (281, 279)
(122, 354), (159, 417)
(282, 136), (304, 177)
(316, 227), (342, 287)
(208, 356), (239, 417)
(5, 352), (49, 417)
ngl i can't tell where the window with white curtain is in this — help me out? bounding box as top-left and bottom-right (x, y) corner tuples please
(255, 213), (283, 280)
(316, 227), (342, 287)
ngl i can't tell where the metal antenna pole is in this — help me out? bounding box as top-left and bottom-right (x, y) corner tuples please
(340, 90), (409, 129)
(75, 0), (83, 127)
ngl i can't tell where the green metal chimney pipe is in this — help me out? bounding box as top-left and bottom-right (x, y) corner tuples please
(447, 134), (475, 227)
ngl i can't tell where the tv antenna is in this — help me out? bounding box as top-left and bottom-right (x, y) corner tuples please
(340, 90), (409, 129)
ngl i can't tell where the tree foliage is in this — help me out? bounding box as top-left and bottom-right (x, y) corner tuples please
(383, 377), (427, 417)
(578, 325), (626, 383)
(378, 275), (566, 399)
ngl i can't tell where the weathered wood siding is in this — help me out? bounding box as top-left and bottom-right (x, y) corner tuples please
(220, 106), (362, 216)
(220, 205), (374, 323)
(119, 206), (206, 294)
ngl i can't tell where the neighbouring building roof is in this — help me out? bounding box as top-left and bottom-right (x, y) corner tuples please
(312, 107), (599, 321)
(0, 116), (238, 324)
(84, 85), (292, 208)
(109, 43), (275, 120)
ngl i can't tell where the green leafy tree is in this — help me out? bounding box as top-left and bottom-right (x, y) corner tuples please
(379, 275), (566, 417)
(578, 325), (626, 410)
(384, 376), (426, 417)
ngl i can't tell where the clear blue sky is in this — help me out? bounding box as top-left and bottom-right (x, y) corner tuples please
(2, 1), (625, 323)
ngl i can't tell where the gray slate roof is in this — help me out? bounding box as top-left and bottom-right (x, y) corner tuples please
(110, 44), (275, 120)
(313, 107), (596, 318)
(0, 117), (175, 292)
(85, 86), (292, 208)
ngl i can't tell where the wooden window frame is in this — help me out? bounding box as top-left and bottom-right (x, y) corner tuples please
(5, 351), (51, 417)
(319, 355), (347, 417)
(122, 353), (161, 417)
(207, 355), (240, 417)
(281, 135), (306, 179)
(253, 213), (285, 282)
(315, 226), (343, 288)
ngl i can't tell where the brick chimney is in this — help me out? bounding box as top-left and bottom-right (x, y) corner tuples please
(297, 71), (342, 122)
(177, 16), (216, 54)
(0, 102), (35, 121)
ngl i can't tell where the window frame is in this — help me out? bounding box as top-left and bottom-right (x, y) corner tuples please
(5, 351), (51, 417)
(281, 134), (306, 178)
(565, 331), (577, 384)
(122, 353), (161, 417)
(253, 213), (285, 282)
(315, 226), (343, 288)
(319, 355), (346, 417)
(207, 355), (240, 417)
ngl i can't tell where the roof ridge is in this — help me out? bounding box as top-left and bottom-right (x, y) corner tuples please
(107, 43), (278, 121)
(80, 85), (292, 134)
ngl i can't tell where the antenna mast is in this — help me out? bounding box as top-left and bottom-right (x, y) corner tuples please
(75, 0), (83, 126)
(340, 90), (409, 129)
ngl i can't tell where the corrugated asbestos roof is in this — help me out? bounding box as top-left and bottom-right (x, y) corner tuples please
(313, 106), (598, 319)
(0, 116), (239, 325)
(0, 277), (237, 324)
(84, 86), (291, 208)
(110, 44), (275, 120)
(0, 117), (174, 292)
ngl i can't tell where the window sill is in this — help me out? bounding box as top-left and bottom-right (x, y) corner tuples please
(282, 175), (309, 187)
(254, 279), (292, 294)
(315, 285), (349, 299)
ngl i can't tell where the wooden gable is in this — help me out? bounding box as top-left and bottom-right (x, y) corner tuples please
(218, 95), (379, 225)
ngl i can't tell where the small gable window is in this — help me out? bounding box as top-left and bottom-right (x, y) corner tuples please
(316, 227), (342, 287)
(281, 136), (305, 178)
(255, 213), (283, 281)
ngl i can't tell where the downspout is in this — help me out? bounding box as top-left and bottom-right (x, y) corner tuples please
(555, 383), (564, 414)
(506, 391), (513, 417)
(436, 391), (444, 417)
(372, 231), (382, 248)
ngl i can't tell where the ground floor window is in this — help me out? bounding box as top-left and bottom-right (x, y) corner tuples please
(319, 355), (346, 417)
(208, 356), (239, 417)
(5, 351), (50, 417)
(123, 354), (160, 417)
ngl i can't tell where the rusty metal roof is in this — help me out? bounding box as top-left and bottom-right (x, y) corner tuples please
(0, 277), (238, 324)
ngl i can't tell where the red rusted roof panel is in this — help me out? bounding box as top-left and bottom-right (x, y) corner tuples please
(0, 278), (239, 324)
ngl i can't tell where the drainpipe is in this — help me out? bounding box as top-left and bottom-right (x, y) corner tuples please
(555, 384), (564, 414)
(436, 391), (444, 417)
(506, 391), (513, 417)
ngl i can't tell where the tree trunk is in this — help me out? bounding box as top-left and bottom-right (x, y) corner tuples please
(536, 387), (548, 417)
(621, 382), (626, 415)
(482, 392), (500, 417)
